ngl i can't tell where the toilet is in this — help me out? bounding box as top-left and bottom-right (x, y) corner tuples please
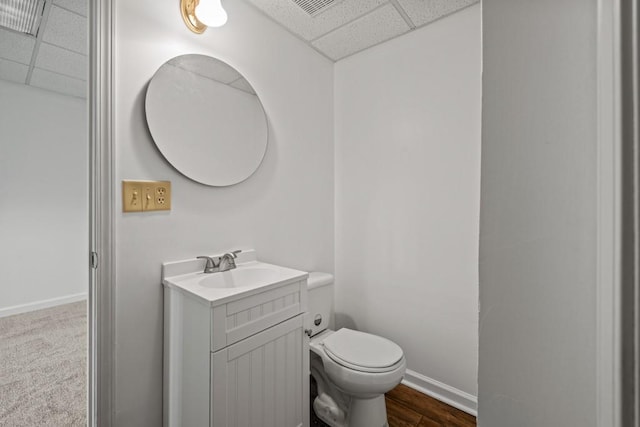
(307, 272), (406, 427)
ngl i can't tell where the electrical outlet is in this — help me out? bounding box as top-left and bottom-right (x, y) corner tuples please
(142, 181), (172, 212)
(155, 185), (170, 209)
(122, 180), (171, 212)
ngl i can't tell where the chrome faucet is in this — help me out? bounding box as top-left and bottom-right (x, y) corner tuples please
(218, 250), (241, 272)
(197, 250), (241, 274)
(196, 256), (219, 273)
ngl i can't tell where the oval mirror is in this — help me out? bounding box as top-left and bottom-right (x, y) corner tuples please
(145, 54), (268, 186)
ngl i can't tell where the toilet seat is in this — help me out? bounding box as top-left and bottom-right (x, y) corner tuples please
(322, 328), (404, 373)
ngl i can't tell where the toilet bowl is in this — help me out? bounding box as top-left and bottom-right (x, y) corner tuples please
(307, 273), (406, 427)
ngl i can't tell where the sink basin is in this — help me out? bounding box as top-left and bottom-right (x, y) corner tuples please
(198, 266), (281, 289)
(161, 250), (308, 306)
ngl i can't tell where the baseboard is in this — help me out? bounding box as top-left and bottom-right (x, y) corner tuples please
(0, 293), (87, 318)
(402, 369), (478, 416)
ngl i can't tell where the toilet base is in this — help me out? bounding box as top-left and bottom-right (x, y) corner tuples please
(348, 395), (389, 427)
(313, 393), (347, 427)
(314, 393), (389, 427)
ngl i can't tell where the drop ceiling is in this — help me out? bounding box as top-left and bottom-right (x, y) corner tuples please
(0, 0), (476, 97)
(244, 0), (480, 61)
(0, 0), (86, 99)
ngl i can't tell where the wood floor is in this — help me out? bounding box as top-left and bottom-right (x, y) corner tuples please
(385, 384), (476, 427)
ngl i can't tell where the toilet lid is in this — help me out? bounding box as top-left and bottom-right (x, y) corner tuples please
(322, 328), (403, 372)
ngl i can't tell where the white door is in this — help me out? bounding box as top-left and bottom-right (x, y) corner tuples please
(211, 314), (309, 427)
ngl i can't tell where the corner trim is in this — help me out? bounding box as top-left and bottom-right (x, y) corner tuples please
(402, 369), (477, 417)
(89, 0), (115, 425)
(596, 0), (623, 426)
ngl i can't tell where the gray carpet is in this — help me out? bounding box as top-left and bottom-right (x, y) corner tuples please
(0, 301), (87, 426)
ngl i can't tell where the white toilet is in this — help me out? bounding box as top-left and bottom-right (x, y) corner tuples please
(307, 272), (406, 427)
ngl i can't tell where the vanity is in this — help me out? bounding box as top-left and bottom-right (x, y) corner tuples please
(162, 250), (309, 427)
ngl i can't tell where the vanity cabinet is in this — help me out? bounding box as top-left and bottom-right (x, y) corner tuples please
(163, 273), (309, 427)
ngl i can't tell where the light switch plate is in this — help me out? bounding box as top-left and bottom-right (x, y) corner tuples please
(122, 181), (143, 212)
(122, 180), (171, 212)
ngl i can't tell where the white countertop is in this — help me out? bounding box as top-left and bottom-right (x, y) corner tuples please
(161, 250), (308, 306)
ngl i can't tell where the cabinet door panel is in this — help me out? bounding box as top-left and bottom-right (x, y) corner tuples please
(262, 340), (276, 427)
(211, 315), (308, 427)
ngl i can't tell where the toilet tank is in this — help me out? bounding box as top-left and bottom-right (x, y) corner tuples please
(307, 272), (334, 337)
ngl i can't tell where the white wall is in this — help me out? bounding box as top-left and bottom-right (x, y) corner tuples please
(479, 0), (597, 425)
(334, 3), (481, 407)
(0, 80), (87, 314)
(114, 0), (334, 424)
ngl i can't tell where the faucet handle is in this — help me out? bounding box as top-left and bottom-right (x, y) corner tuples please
(197, 256), (218, 273)
(218, 250), (241, 272)
(221, 250), (241, 259)
(228, 250), (241, 258)
(221, 250), (241, 262)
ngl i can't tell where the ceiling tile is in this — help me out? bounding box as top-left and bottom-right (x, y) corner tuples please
(41, 5), (87, 54)
(312, 3), (409, 60)
(0, 28), (35, 64)
(0, 58), (28, 84)
(30, 68), (86, 98)
(53, 0), (87, 17)
(246, 0), (386, 41)
(396, 0), (478, 27)
(35, 42), (87, 80)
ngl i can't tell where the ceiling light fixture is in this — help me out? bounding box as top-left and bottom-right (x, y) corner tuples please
(180, 0), (227, 34)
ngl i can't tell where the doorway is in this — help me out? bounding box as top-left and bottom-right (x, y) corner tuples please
(0, 0), (89, 423)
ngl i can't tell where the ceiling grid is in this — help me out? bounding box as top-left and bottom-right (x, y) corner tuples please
(24, 0), (51, 85)
(245, 0), (479, 61)
(0, 0), (87, 98)
(0, 0), (478, 96)
(388, 0), (415, 29)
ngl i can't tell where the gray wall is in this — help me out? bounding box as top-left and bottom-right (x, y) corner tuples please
(479, 1), (597, 426)
(114, 1), (334, 424)
(0, 80), (87, 313)
(334, 4), (481, 403)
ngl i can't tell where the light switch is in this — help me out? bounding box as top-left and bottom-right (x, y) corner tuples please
(122, 180), (171, 212)
(122, 181), (142, 212)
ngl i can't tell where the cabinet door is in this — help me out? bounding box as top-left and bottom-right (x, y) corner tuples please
(211, 315), (309, 427)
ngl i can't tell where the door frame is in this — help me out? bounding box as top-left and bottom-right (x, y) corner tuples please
(597, 0), (638, 425)
(88, 0), (115, 424)
(619, 0), (640, 424)
(596, 0), (621, 425)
